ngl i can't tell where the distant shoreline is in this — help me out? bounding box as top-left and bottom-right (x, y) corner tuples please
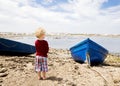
(0, 32), (120, 38)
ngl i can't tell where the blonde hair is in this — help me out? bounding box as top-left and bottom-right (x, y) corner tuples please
(35, 27), (46, 38)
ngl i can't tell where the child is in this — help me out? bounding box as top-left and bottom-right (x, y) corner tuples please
(35, 27), (49, 80)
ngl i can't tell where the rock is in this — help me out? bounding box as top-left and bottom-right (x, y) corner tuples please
(0, 64), (3, 68)
(67, 82), (76, 86)
(72, 84), (77, 86)
(74, 65), (79, 70)
(9, 65), (16, 69)
(78, 72), (81, 75)
(0, 68), (7, 73)
(0, 78), (3, 83)
(0, 73), (8, 77)
(48, 62), (54, 66)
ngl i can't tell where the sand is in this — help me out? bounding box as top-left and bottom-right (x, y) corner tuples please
(0, 48), (120, 86)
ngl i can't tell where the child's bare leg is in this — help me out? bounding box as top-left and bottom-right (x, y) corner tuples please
(42, 72), (46, 79)
(38, 72), (41, 80)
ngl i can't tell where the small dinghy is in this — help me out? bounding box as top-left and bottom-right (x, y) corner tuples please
(0, 38), (35, 55)
(70, 38), (108, 66)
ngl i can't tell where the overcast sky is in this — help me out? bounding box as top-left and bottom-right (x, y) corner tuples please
(0, 0), (120, 34)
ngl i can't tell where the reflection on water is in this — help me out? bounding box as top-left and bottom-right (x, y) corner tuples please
(12, 36), (120, 53)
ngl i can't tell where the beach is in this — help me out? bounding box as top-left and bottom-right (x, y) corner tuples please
(0, 0), (120, 85)
(0, 48), (120, 86)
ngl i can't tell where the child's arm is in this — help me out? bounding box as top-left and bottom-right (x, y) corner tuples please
(45, 41), (49, 53)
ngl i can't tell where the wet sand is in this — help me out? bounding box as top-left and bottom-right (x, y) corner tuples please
(0, 49), (120, 86)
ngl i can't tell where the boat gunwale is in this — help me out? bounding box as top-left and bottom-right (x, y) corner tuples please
(0, 38), (34, 47)
(0, 38), (35, 54)
(70, 38), (108, 54)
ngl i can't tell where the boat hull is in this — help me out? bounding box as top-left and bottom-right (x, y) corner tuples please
(0, 38), (36, 56)
(70, 38), (108, 65)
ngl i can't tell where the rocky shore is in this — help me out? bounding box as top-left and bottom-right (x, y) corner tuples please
(0, 49), (120, 86)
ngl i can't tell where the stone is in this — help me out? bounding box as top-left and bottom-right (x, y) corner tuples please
(0, 68), (7, 73)
(0, 73), (8, 77)
(0, 78), (3, 83)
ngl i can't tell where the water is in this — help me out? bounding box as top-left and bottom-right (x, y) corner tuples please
(13, 36), (120, 54)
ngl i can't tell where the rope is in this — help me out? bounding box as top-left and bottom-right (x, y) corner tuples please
(86, 53), (91, 68)
(86, 53), (108, 85)
(89, 67), (108, 86)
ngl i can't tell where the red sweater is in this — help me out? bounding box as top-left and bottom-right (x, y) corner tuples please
(35, 40), (49, 57)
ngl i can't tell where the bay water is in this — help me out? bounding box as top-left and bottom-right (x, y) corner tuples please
(13, 35), (120, 54)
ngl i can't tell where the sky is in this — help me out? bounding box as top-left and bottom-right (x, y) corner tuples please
(0, 0), (120, 34)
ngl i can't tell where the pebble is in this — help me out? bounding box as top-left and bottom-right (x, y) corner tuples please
(9, 66), (16, 69)
(74, 65), (79, 70)
(48, 64), (53, 66)
(0, 78), (3, 83)
(0, 73), (8, 77)
(78, 72), (81, 75)
(0, 64), (3, 68)
(0, 68), (7, 73)
(67, 82), (76, 86)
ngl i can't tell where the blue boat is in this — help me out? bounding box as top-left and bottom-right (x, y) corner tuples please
(70, 38), (108, 66)
(0, 38), (36, 55)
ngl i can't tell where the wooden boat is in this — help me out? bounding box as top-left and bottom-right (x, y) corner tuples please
(0, 38), (36, 55)
(70, 38), (108, 66)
